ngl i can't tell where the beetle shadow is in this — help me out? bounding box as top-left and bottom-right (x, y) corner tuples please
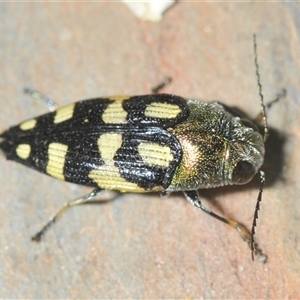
(262, 127), (287, 186)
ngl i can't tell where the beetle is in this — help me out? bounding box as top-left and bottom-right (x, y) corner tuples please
(0, 89), (268, 257)
(0, 36), (278, 262)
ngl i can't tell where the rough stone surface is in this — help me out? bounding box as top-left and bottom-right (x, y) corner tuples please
(0, 2), (299, 298)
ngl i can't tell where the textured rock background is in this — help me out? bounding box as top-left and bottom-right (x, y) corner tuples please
(0, 2), (299, 298)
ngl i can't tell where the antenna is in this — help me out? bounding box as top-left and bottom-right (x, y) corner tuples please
(251, 34), (267, 262)
(253, 34), (269, 142)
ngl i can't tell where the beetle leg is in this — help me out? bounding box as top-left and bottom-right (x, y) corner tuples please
(24, 88), (58, 112)
(254, 89), (286, 123)
(151, 77), (172, 94)
(32, 188), (103, 242)
(183, 190), (267, 263)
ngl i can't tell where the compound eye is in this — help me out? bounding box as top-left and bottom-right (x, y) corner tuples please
(232, 161), (256, 184)
(240, 119), (259, 132)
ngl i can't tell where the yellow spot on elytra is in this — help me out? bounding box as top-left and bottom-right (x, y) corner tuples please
(98, 133), (123, 160)
(107, 95), (131, 102)
(16, 144), (31, 159)
(145, 102), (181, 119)
(88, 133), (144, 192)
(46, 142), (68, 180)
(89, 168), (146, 192)
(54, 103), (75, 124)
(102, 101), (128, 124)
(20, 119), (37, 131)
(138, 143), (173, 167)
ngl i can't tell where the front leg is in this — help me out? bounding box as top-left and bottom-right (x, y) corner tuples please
(183, 190), (267, 263)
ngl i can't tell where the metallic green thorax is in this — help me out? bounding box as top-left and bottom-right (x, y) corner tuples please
(167, 100), (265, 192)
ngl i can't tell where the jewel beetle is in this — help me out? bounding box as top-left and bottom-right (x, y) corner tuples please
(0, 89), (267, 259)
(0, 36), (276, 262)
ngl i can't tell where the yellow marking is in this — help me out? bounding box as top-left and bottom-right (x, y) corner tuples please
(107, 95), (131, 102)
(138, 143), (173, 167)
(98, 133), (123, 160)
(102, 101), (128, 124)
(145, 102), (181, 119)
(54, 103), (75, 124)
(16, 144), (31, 159)
(89, 168), (147, 193)
(20, 119), (37, 131)
(46, 142), (68, 180)
(89, 133), (143, 192)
